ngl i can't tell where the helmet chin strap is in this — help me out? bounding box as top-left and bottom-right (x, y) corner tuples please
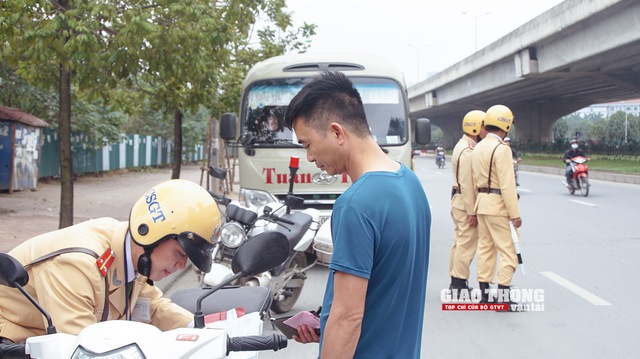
(137, 247), (155, 286)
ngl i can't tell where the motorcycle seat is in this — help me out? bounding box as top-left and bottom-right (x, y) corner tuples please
(171, 286), (272, 320)
(276, 212), (312, 249)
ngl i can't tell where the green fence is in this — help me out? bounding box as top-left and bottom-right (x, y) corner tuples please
(39, 128), (204, 177)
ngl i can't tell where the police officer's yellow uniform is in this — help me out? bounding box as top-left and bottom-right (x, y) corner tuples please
(0, 218), (192, 342)
(449, 110), (484, 289)
(472, 105), (521, 295)
(0, 179), (221, 343)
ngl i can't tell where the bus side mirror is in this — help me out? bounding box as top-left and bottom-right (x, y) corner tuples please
(414, 118), (431, 145)
(220, 113), (237, 141)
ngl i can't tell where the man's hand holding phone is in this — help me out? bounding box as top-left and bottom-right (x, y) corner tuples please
(271, 309), (321, 343)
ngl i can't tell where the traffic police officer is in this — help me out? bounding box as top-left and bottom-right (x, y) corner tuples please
(471, 104), (522, 308)
(0, 180), (221, 345)
(449, 110), (486, 296)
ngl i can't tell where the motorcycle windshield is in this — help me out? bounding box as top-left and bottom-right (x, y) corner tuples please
(241, 77), (408, 147)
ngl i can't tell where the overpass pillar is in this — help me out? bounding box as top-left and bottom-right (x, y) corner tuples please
(431, 117), (461, 149)
(509, 101), (591, 144)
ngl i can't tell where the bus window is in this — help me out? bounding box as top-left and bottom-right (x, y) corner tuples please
(241, 78), (407, 147)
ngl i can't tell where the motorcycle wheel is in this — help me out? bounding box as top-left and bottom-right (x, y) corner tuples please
(271, 252), (307, 314)
(579, 177), (589, 197)
(568, 180), (575, 195)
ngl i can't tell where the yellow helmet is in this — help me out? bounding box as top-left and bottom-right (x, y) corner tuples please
(484, 104), (514, 132)
(462, 110), (485, 136)
(129, 179), (221, 273)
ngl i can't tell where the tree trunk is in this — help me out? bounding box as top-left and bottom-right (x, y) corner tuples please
(171, 108), (183, 179)
(58, 65), (74, 228)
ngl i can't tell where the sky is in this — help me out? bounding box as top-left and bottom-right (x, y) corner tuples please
(283, 0), (565, 86)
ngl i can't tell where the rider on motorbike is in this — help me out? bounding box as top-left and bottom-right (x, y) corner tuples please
(563, 139), (586, 189)
(436, 145), (446, 165)
(504, 137), (521, 186)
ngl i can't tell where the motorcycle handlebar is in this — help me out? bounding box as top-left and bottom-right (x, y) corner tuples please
(272, 215), (295, 226)
(208, 190), (231, 206)
(227, 334), (288, 354)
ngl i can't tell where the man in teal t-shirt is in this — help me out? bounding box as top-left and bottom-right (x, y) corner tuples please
(285, 70), (431, 358)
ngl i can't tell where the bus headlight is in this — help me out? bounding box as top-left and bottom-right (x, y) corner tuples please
(239, 188), (278, 212)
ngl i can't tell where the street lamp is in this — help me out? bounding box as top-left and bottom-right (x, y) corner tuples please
(461, 11), (491, 52)
(407, 43), (430, 84)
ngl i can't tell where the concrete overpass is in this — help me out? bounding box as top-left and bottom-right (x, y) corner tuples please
(408, 0), (640, 147)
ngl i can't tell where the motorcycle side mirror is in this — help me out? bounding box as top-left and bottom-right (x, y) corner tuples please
(231, 232), (290, 276)
(0, 252), (29, 288)
(284, 194), (304, 209)
(194, 231), (289, 328)
(208, 166), (227, 181)
(0, 253), (57, 334)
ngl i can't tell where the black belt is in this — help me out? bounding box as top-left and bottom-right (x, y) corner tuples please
(478, 187), (501, 194)
(451, 187), (461, 199)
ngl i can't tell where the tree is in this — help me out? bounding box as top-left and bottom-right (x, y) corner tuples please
(0, 0), (307, 228)
(607, 111), (627, 145)
(0, 64), (58, 121)
(590, 118), (608, 144)
(552, 117), (569, 142)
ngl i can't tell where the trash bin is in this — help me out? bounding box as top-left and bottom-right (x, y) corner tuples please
(0, 106), (49, 193)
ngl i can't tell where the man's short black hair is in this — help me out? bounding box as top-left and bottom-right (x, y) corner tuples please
(284, 71), (371, 137)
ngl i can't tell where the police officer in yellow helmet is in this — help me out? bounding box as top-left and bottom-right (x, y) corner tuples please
(449, 110), (486, 296)
(0, 179), (221, 346)
(130, 179), (220, 283)
(471, 104), (522, 311)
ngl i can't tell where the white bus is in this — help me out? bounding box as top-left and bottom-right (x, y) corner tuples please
(221, 53), (430, 226)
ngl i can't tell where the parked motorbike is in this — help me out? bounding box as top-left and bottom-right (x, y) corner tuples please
(0, 232), (290, 359)
(564, 156), (590, 196)
(203, 157), (321, 314)
(436, 149), (446, 169)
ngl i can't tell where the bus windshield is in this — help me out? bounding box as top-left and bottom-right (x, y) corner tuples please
(241, 77), (408, 147)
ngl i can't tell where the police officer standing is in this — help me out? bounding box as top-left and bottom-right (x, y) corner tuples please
(471, 104), (522, 309)
(449, 110), (486, 296)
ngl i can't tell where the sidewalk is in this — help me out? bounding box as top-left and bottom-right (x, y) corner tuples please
(0, 164), (213, 252)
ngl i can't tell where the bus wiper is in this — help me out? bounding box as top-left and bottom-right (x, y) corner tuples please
(254, 138), (302, 147)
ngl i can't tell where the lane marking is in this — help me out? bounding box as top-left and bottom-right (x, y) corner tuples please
(517, 188), (532, 193)
(540, 271), (611, 306)
(569, 199), (597, 207)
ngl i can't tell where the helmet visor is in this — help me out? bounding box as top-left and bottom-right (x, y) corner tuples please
(177, 232), (215, 273)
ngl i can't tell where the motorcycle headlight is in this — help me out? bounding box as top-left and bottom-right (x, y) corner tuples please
(239, 188), (278, 212)
(220, 222), (246, 248)
(71, 343), (144, 358)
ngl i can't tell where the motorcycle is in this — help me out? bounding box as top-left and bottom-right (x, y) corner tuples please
(436, 149), (446, 169)
(564, 156), (590, 196)
(0, 232), (290, 359)
(203, 157), (321, 314)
